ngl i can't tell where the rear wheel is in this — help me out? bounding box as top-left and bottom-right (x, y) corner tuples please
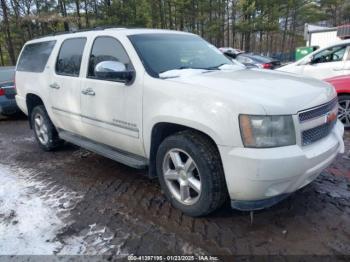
(31, 105), (63, 151)
(338, 95), (350, 129)
(156, 130), (228, 217)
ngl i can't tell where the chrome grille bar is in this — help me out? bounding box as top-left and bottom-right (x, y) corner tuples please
(299, 98), (338, 122)
(299, 98), (338, 146)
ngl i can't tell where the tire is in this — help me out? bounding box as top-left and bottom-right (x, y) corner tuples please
(31, 105), (63, 151)
(156, 130), (228, 217)
(338, 94), (350, 129)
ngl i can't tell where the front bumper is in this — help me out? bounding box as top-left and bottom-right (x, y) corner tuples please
(219, 120), (344, 210)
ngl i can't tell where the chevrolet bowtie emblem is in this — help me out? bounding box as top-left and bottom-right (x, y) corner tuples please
(326, 111), (337, 124)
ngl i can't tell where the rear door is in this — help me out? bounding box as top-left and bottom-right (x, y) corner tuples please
(49, 37), (87, 133)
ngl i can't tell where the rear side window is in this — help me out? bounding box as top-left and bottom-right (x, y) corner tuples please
(56, 38), (86, 77)
(17, 41), (56, 72)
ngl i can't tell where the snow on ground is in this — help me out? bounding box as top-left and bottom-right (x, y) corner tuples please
(0, 164), (64, 254)
(0, 164), (115, 255)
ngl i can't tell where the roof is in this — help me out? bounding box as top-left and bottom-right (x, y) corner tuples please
(29, 28), (193, 44)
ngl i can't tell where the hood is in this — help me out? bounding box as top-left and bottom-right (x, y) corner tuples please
(163, 68), (336, 115)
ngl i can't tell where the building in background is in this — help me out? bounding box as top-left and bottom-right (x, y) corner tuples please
(304, 23), (350, 49)
(304, 24), (341, 49)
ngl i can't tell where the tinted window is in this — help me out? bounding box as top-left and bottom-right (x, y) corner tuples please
(0, 67), (15, 82)
(88, 36), (132, 79)
(56, 38), (86, 76)
(17, 41), (56, 72)
(313, 45), (346, 64)
(129, 34), (232, 77)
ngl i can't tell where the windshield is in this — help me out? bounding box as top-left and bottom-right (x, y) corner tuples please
(128, 33), (233, 77)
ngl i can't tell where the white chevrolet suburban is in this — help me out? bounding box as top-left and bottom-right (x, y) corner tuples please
(15, 28), (345, 216)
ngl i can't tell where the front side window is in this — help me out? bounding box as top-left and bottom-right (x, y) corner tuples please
(88, 36), (132, 80)
(56, 38), (86, 77)
(17, 41), (56, 73)
(128, 34), (233, 77)
(312, 45), (346, 64)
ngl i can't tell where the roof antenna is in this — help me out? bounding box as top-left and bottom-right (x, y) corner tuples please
(250, 211), (254, 225)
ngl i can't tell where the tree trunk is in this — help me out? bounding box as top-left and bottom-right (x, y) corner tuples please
(281, 5), (290, 54)
(231, 0), (236, 47)
(58, 0), (69, 31)
(259, 31), (263, 54)
(0, 0), (16, 65)
(168, 0), (173, 29)
(84, 0), (90, 27)
(0, 43), (5, 66)
(75, 0), (82, 29)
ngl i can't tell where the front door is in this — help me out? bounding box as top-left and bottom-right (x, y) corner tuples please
(49, 37), (87, 133)
(80, 36), (144, 156)
(303, 44), (347, 80)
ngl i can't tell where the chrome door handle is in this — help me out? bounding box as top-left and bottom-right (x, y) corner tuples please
(49, 83), (60, 89)
(81, 88), (95, 96)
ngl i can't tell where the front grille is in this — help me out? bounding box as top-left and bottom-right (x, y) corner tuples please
(299, 98), (338, 146)
(299, 98), (338, 122)
(302, 121), (336, 146)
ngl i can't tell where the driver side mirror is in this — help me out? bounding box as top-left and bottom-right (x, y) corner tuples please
(94, 61), (135, 83)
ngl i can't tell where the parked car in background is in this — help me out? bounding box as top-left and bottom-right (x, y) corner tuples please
(15, 29), (344, 216)
(235, 53), (281, 69)
(221, 49), (281, 69)
(325, 75), (350, 128)
(219, 47), (244, 56)
(278, 40), (350, 79)
(0, 67), (18, 116)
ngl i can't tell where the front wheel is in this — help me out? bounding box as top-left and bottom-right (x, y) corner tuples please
(156, 130), (228, 217)
(31, 105), (63, 151)
(338, 95), (350, 129)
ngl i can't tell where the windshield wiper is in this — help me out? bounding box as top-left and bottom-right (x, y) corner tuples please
(203, 63), (229, 70)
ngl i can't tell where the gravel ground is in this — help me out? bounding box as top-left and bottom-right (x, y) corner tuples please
(0, 117), (349, 258)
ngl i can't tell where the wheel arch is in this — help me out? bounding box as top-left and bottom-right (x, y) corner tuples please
(337, 92), (350, 97)
(148, 122), (222, 178)
(26, 93), (45, 128)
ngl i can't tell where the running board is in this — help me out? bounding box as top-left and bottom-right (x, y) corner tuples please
(58, 130), (148, 169)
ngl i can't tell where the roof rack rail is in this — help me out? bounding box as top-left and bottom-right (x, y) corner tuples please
(32, 26), (127, 39)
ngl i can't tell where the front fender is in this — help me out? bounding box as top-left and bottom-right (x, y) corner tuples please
(143, 98), (240, 158)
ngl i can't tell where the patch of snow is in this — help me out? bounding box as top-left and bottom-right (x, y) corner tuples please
(159, 64), (242, 79)
(0, 165), (62, 254)
(159, 68), (209, 79)
(0, 164), (117, 255)
(219, 64), (243, 70)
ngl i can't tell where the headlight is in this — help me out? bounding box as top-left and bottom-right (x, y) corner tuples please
(239, 115), (296, 148)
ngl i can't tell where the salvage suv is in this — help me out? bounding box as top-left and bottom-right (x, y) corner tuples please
(15, 28), (345, 216)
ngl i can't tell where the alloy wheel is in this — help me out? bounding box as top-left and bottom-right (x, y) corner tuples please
(338, 99), (350, 128)
(34, 113), (49, 145)
(162, 149), (201, 205)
